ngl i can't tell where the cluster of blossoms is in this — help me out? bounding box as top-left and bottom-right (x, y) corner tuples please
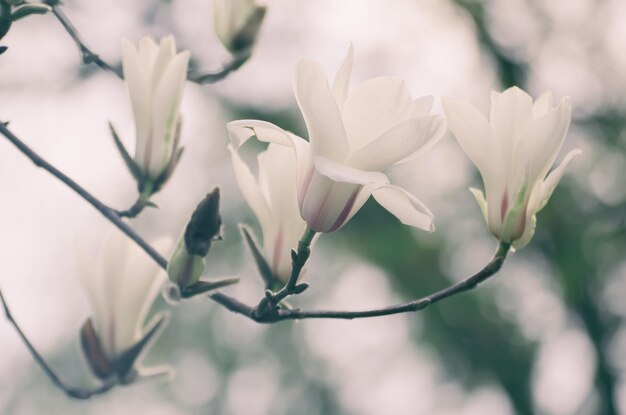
(16, 0), (577, 389)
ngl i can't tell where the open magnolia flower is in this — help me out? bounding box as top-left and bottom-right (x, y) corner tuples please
(230, 143), (308, 282)
(213, 0), (266, 54)
(228, 46), (446, 233)
(442, 86), (582, 249)
(117, 36), (190, 194)
(77, 230), (171, 383)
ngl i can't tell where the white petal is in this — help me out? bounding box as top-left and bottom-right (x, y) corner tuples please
(347, 115), (445, 171)
(148, 50), (190, 177)
(441, 97), (497, 177)
(226, 120), (312, 200)
(151, 36), (177, 88)
(372, 184), (435, 232)
(229, 145), (272, 236)
(469, 187), (488, 223)
(293, 59), (349, 161)
(227, 119), (294, 148)
(490, 86), (533, 162)
(533, 91), (554, 118)
(122, 38), (151, 165)
(512, 214), (537, 250)
(409, 95), (434, 117)
(332, 44), (354, 111)
(138, 37), (158, 74)
(342, 76), (412, 149)
(300, 170), (362, 232)
(537, 148), (582, 212)
(520, 97), (571, 185)
(314, 156), (388, 185)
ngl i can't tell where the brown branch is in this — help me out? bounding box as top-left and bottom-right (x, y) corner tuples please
(48, 3), (249, 85)
(0, 288), (116, 399)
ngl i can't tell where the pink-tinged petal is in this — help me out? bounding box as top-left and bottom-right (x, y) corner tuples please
(293, 58), (349, 161)
(299, 156), (387, 232)
(342, 76), (413, 149)
(332, 44), (354, 111)
(372, 184), (435, 232)
(347, 115), (445, 171)
(300, 170), (362, 233)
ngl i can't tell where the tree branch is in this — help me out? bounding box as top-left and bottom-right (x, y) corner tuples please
(187, 51), (251, 84)
(0, 287), (116, 399)
(0, 122), (167, 269)
(48, 3), (249, 85)
(50, 5), (123, 78)
(0, 121), (510, 398)
(269, 242), (510, 321)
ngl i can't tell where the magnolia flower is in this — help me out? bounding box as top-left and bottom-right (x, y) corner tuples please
(230, 143), (307, 282)
(78, 230), (171, 381)
(213, 0), (266, 54)
(442, 86), (582, 249)
(228, 46), (446, 233)
(120, 36), (190, 191)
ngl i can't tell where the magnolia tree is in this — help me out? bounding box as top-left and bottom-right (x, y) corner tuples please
(0, 0), (580, 400)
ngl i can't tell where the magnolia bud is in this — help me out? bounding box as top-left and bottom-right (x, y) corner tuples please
(213, 0), (266, 55)
(167, 238), (206, 288)
(167, 189), (222, 290)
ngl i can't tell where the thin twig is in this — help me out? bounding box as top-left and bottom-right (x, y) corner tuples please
(50, 6), (123, 78)
(269, 242), (510, 321)
(0, 122), (166, 269)
(49, 3), (249, 85)
(0, 288), (116, 399)
(0, 122), (511, 324)
(187, 51), (251, 84)
(0, 121), (511, 398)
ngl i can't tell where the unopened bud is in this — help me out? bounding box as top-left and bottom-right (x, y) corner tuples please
(213, 0), (266, 55)
(167, 188), (222, 291)
(167, 238), (206, 288)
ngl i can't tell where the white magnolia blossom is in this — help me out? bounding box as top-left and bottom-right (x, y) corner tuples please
(78, 230), (170, 369)
(213, 0), (265, 53)
(230, 143), (307, 281)
(121, 36), (190, 182)
(228, 46), (446, 233)
(442, 86), (582, 249)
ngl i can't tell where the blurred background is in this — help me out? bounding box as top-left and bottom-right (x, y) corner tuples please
(0, 0), (625, 413)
